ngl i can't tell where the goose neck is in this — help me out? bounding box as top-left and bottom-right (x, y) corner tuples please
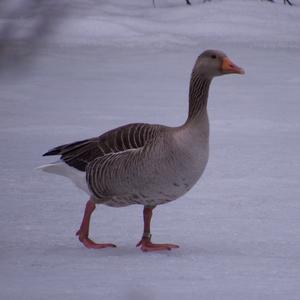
(186, 73), (211, 124)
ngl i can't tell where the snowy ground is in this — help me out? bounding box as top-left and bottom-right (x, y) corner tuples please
(1, 0), (300, 299)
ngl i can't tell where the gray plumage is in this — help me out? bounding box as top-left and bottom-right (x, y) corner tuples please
(41, 50), (243, 209)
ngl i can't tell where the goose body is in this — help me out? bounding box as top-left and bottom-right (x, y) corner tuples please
(87, 118), (209, 207)
(42, 118), (209, 208)
(40, 50), (244, 251)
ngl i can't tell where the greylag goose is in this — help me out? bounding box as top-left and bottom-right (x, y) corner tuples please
(40, 50), (244, 252)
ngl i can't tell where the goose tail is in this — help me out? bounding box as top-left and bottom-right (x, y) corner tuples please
(37, 160), (90, 194)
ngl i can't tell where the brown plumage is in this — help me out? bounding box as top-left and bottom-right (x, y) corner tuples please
(43, 123), (163, 171)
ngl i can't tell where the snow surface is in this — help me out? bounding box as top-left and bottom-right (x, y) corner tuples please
(1, 0), (300, 299)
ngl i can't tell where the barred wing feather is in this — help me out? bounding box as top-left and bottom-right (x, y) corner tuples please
(43, 123), (163, 171)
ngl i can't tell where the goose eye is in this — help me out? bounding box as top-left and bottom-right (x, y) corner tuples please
(211, 54), (217, 59)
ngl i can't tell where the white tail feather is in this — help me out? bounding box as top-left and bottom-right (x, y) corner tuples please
(37, 161), (90, 194)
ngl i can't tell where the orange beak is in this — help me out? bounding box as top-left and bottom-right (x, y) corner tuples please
(222, 57), (245, 75)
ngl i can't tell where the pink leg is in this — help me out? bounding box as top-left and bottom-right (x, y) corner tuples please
(136, 206), (179, 252)
(76, 198), (116, 249)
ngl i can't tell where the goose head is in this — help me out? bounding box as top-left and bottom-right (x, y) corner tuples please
(193, 50), (245, 79)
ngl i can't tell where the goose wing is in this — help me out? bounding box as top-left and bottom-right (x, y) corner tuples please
(43, 123), (163, 171)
